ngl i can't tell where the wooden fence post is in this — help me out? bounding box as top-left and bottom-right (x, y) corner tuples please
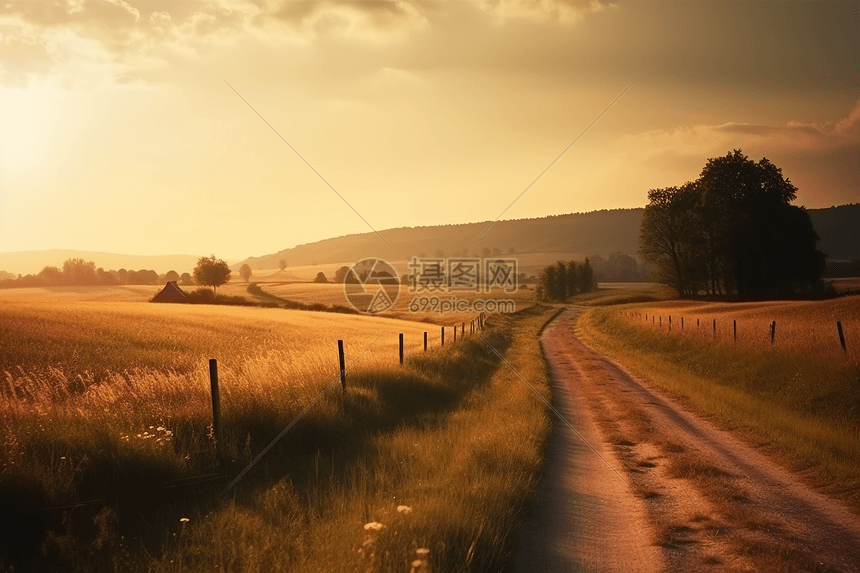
(770, 321), (776, 345)
(733, 320), (737, 342)
(424, 331), (428, 352)
(837, 321), (847, 354)
(681, 316), (684, 330)
(713, 318), (716, 339)
(669, 315), (672, 331)
(399, 333), (404, 365)
(454, 325), (457, 342)
(441, 326), (445, 346)
(208, 359), (224, 464)
(338, 340), (346, 392)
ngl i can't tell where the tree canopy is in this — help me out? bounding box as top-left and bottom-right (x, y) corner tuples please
(639, 150), (825, 297)
(193, 255), (232, 293)
(239, 264), (253, 282)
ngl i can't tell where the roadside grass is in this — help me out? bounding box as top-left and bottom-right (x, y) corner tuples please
(571, 283), (676, 306)
(1, 299), (553, 572)
(149, 305), (553, 573)
(576, 306), (860, 493)
(625, 297), (860, 363)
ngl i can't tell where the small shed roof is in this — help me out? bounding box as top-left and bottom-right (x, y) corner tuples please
(152, 281), (188, 303)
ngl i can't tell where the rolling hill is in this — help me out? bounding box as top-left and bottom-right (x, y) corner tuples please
(237, 205), (860, 271)
(3, 205), (855, 279)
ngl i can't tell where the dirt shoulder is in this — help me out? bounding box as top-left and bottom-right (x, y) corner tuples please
(515, 307), (860, 573)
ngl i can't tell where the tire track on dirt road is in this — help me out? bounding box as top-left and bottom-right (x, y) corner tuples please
(512, 308), (662, 573)
(514, 307), (860, 572)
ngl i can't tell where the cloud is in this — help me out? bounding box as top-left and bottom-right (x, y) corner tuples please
(0, 0), (253, 51)
(621, 100), (860, 206)
(0, 27), (53, 87)
(834, 101), (860, 137)
(0, 0), (262, 86)
(263, 0), (429, 40)
(476, 0), (609, 25)
(629, 100), (860, 160)
(712, 123), (779, 136)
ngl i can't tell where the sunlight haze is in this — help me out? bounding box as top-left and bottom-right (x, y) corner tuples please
(1, 0), (858, 260)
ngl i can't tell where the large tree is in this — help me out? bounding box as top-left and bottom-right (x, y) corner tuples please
(194, 255), (232, 294)
(639, 150), (825, 297)
(639, 183), (704, 296)
(239, 264), (253, 282)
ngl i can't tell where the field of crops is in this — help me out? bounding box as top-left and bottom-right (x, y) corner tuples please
(261, 282), (536, 322)
(0, 297), (437, 377)
(0, 293), (553, 572)
(622, 296), (860, 363)
(0, 282), (537, 328)
(0, 297), (450, 518)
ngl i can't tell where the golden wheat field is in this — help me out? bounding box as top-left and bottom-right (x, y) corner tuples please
(0, 290), (553, 572)
(0, 297), (444, 380)
(257, 281), (536, 323)
(623, 297), (860, 363)
(0, 296), (460, 503)
(0, 285), (161, 302)
(0, 282), (536, 327)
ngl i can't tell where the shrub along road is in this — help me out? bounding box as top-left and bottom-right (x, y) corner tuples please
(515, 307), (860, 573)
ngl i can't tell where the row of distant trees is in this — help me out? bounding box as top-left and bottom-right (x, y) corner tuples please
(536, 259), (596, 302)
(0, 257), (243, 290)
(0, 258), (193, 288)
(1, 253), (648, 291)
(639, 150), (825, 297)
(589, 252), (654, 282)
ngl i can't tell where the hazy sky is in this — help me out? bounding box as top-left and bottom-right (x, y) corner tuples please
(1, 0), (858, 260)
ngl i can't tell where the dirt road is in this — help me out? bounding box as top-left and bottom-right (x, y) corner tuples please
(513, 308), (860, 572)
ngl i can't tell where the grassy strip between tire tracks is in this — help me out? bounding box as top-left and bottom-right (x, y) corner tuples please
(575, 306), (860, 500)
(2, 305), (554, 572)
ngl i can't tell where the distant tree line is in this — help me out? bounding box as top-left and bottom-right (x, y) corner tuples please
(639, 150), (825, 297)
(588, 252), (654, 282)
(536, 259), (596, 302)
(0, 258), (195, 289)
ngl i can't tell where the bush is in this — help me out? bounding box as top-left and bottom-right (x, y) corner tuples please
(187, 288), (216, 304)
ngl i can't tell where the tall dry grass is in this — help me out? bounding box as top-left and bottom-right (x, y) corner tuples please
(578, 306), (860, 490)
(623, 297), (860, 363)
(1, 299), (553, 572)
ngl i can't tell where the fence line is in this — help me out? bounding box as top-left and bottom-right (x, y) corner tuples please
(629, 310), (852, 359)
